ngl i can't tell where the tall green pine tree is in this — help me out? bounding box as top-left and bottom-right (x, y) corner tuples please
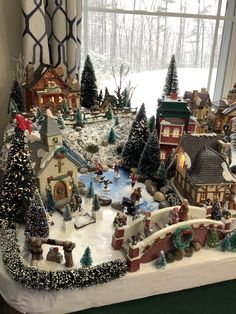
(9, 79), (26, 113)
(45, 188), (56, 213)
(148, 116), (156, 133)
(156, 251), (167, 269)
(163, 55), (179, 96)
(92, 194), (100, 211)
(25, 189), (49, 238)
(114, 116), (120, 126)
(138, 130), (160, 177)
(106, 105), (113, 120)
(122, 103), (150, 167)
(80, 246), (93, 267)
(108, 128), (116, 144)
(80, 55), (98, 109)
(156, 161), (168, 186)
(86, 181), (95, 199)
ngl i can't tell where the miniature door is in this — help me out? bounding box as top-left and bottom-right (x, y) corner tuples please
(54, 181), (68, 201)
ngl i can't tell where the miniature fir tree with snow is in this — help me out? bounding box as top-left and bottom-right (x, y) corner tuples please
(9, 79), (26, 113)
(36, 108), (44, 125)
(25, 189), (49, 238)
(80, 246), (93, 267)
(108, 128), (116, 144)
(57, 111), (65, 129)
(0, 118), (36, 224)
(106, 105), (113, 120)
(163, 55), (179, 96)
(148, 116), (156, 133)
(122, 103), (150, 167)
(114, 116), (120, 126)
(121, 88), (130, 108)
(92, 194), (100, 211)
(138, 130), (160, 177)
(61, 99), (69, 118)
(211, 199), (222, 221)
(156, 161), (167, 186)
(86, 181), (95, 199)
(207, 228), (220, 248)
(75, 109), (83, 127)
(156, 251), (167, 269)
(45, 188), (56, 214)
(80, 55), (98, 109)
(63, 204), (72, 221)
(219, 235), (231, 251)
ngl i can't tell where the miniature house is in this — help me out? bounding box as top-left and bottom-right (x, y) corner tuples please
(156, 98), (197, 160)
(24, 64), (80, 114)
(174, 134), (236, 205)
(226, 83), (236, 105)
(183, 88), (212, 132)
(29, 115), (82, 204)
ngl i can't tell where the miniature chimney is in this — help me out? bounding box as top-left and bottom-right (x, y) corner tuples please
(26, 62), (34, 84)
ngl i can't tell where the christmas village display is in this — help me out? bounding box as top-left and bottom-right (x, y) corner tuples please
(1, 53), (236, 292)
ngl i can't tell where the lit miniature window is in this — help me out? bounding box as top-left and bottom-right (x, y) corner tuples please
(160, 151), (166, 160)
(200, 193), (206, 201)
(178, 152), (185, 168)
(59, 96), (63, 103)
(52, 137), (58, 144)
(40, 97), (44, 104)
(51, 96), (55, 102)
(163, 127), (170, 137)
(173, 128), (180, 138)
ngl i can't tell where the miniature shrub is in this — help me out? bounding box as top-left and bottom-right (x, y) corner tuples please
(86, 144), (99, 154)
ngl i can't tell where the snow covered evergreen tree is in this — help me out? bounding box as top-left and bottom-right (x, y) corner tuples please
(0, 123), (36, 224)
(61, 99), (69, 118)
(148, 116), (156, 133)
(207, 228), (220, 248)
(121, 88), (129, 108)
(105, 105), (113, 120)
(114, 115), (120, 126)
(45, 188), (56, 214)
(57, 111), (65, 129)
(80, 246), (93, 267)
(36, 108), (45, 125)
(80, 55), (98, 109)
(74, 109), (83, 127)
(24, 189), (49, 238)
(156, 251), (167, 269)
(163, 55), (179, 96)
(9, 79), (26, 113)
(108, 128), (116, 144)
(122, 103), (150, 167)
(86, 181), (95, 199)
(211, 199), (222, 221)
(156, 161), (167, 186)
(138, 130), (160, 177)
(92, 194), (100, 211)
(219, 235), (231, 251)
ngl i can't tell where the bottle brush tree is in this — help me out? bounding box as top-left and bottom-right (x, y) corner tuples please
(219, 235), (231, 251)
(25, 189), (49, 238)
(86, 181), (95, 199)
(114, 115), (120, 126)
(108, 128), (116, 144)
(156, 161), (168, 186)
(80, 246), (93, 267)
(163, 54), (179, 96)
(138, 130), (160, 177)
(9, 79), (26, 113)
(63, 204), (73, 221)
(211, 199), (222, 221)
(207, 228), (220, 248)
(45, 188), (56, 214)
(105, 105), (113, 120)
(74, 109), (83, 127)
(122, 103), (150, 167)
(148, 116), (156, 133)
(156, 251), (167, 269)
(92, 194), (100, 211)
(80, 55), (98, 109)
(57, 111), (65, 129)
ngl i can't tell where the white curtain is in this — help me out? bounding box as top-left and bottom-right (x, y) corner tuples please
(22, 0), (82, 78)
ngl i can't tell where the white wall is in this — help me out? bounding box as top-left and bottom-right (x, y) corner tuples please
(0, 0), (22, 150)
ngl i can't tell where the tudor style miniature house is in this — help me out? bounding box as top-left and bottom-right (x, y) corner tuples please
(183, 88), (212, 132)
(174, 133), (236, 206)
(156, 98), (197, 160)
(29, 115), (81, 204)
(24, 64), (80, 114)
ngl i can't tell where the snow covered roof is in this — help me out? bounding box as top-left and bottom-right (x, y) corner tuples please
(222, 102), (236, 115)
(189, 146), (236, 184)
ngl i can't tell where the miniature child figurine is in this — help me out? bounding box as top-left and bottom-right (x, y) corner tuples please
(130, 171), (138, 188)
(114, 163), (120, 179)
(95, 163), (104, 182)
(178, 199), (189, 222)
(168, 207), (179, 225)
(103, 178), (112, 191)
(113, 212), (127, 227)
(130, 187), (143, 205)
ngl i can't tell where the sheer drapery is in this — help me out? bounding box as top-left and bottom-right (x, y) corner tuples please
(22, 0), (82, 78)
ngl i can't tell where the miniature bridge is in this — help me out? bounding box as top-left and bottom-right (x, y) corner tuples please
(112, 206), (229, 272)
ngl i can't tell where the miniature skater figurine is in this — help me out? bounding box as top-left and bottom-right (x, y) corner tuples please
(179, 199), (189, 222)
(114, 163), (120, 179)
(130, 171), (138, 188)
(168, 207), (179, 225)
(130, 187), (143, 205)
(103, 178), (112, 191)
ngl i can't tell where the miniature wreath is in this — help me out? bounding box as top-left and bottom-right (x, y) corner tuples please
(172, 225), (194, 250)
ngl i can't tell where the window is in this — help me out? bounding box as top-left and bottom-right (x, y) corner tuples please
(200, 193), (207, 201)
(160, 151), (166, 160)
(163, 127), (170, 137)
(173, 128), (180, 138)
(82, 0), (236, 117)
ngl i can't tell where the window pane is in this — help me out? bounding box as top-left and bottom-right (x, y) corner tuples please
(88, 0), (227, 16)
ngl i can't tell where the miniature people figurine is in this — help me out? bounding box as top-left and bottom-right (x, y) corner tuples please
(114, 163), (120, 179)
(130, 171), (138, 188)
(178, 199), (189, 222)
(95, 163), (104, 182)
(113, 212), (127, 227)
(130, 187), (142, 205)
(103, 178), (112, 191)
(168, 207), (179, 225)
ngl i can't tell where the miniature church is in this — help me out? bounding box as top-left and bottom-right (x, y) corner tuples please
(29, 115), (80, 205)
